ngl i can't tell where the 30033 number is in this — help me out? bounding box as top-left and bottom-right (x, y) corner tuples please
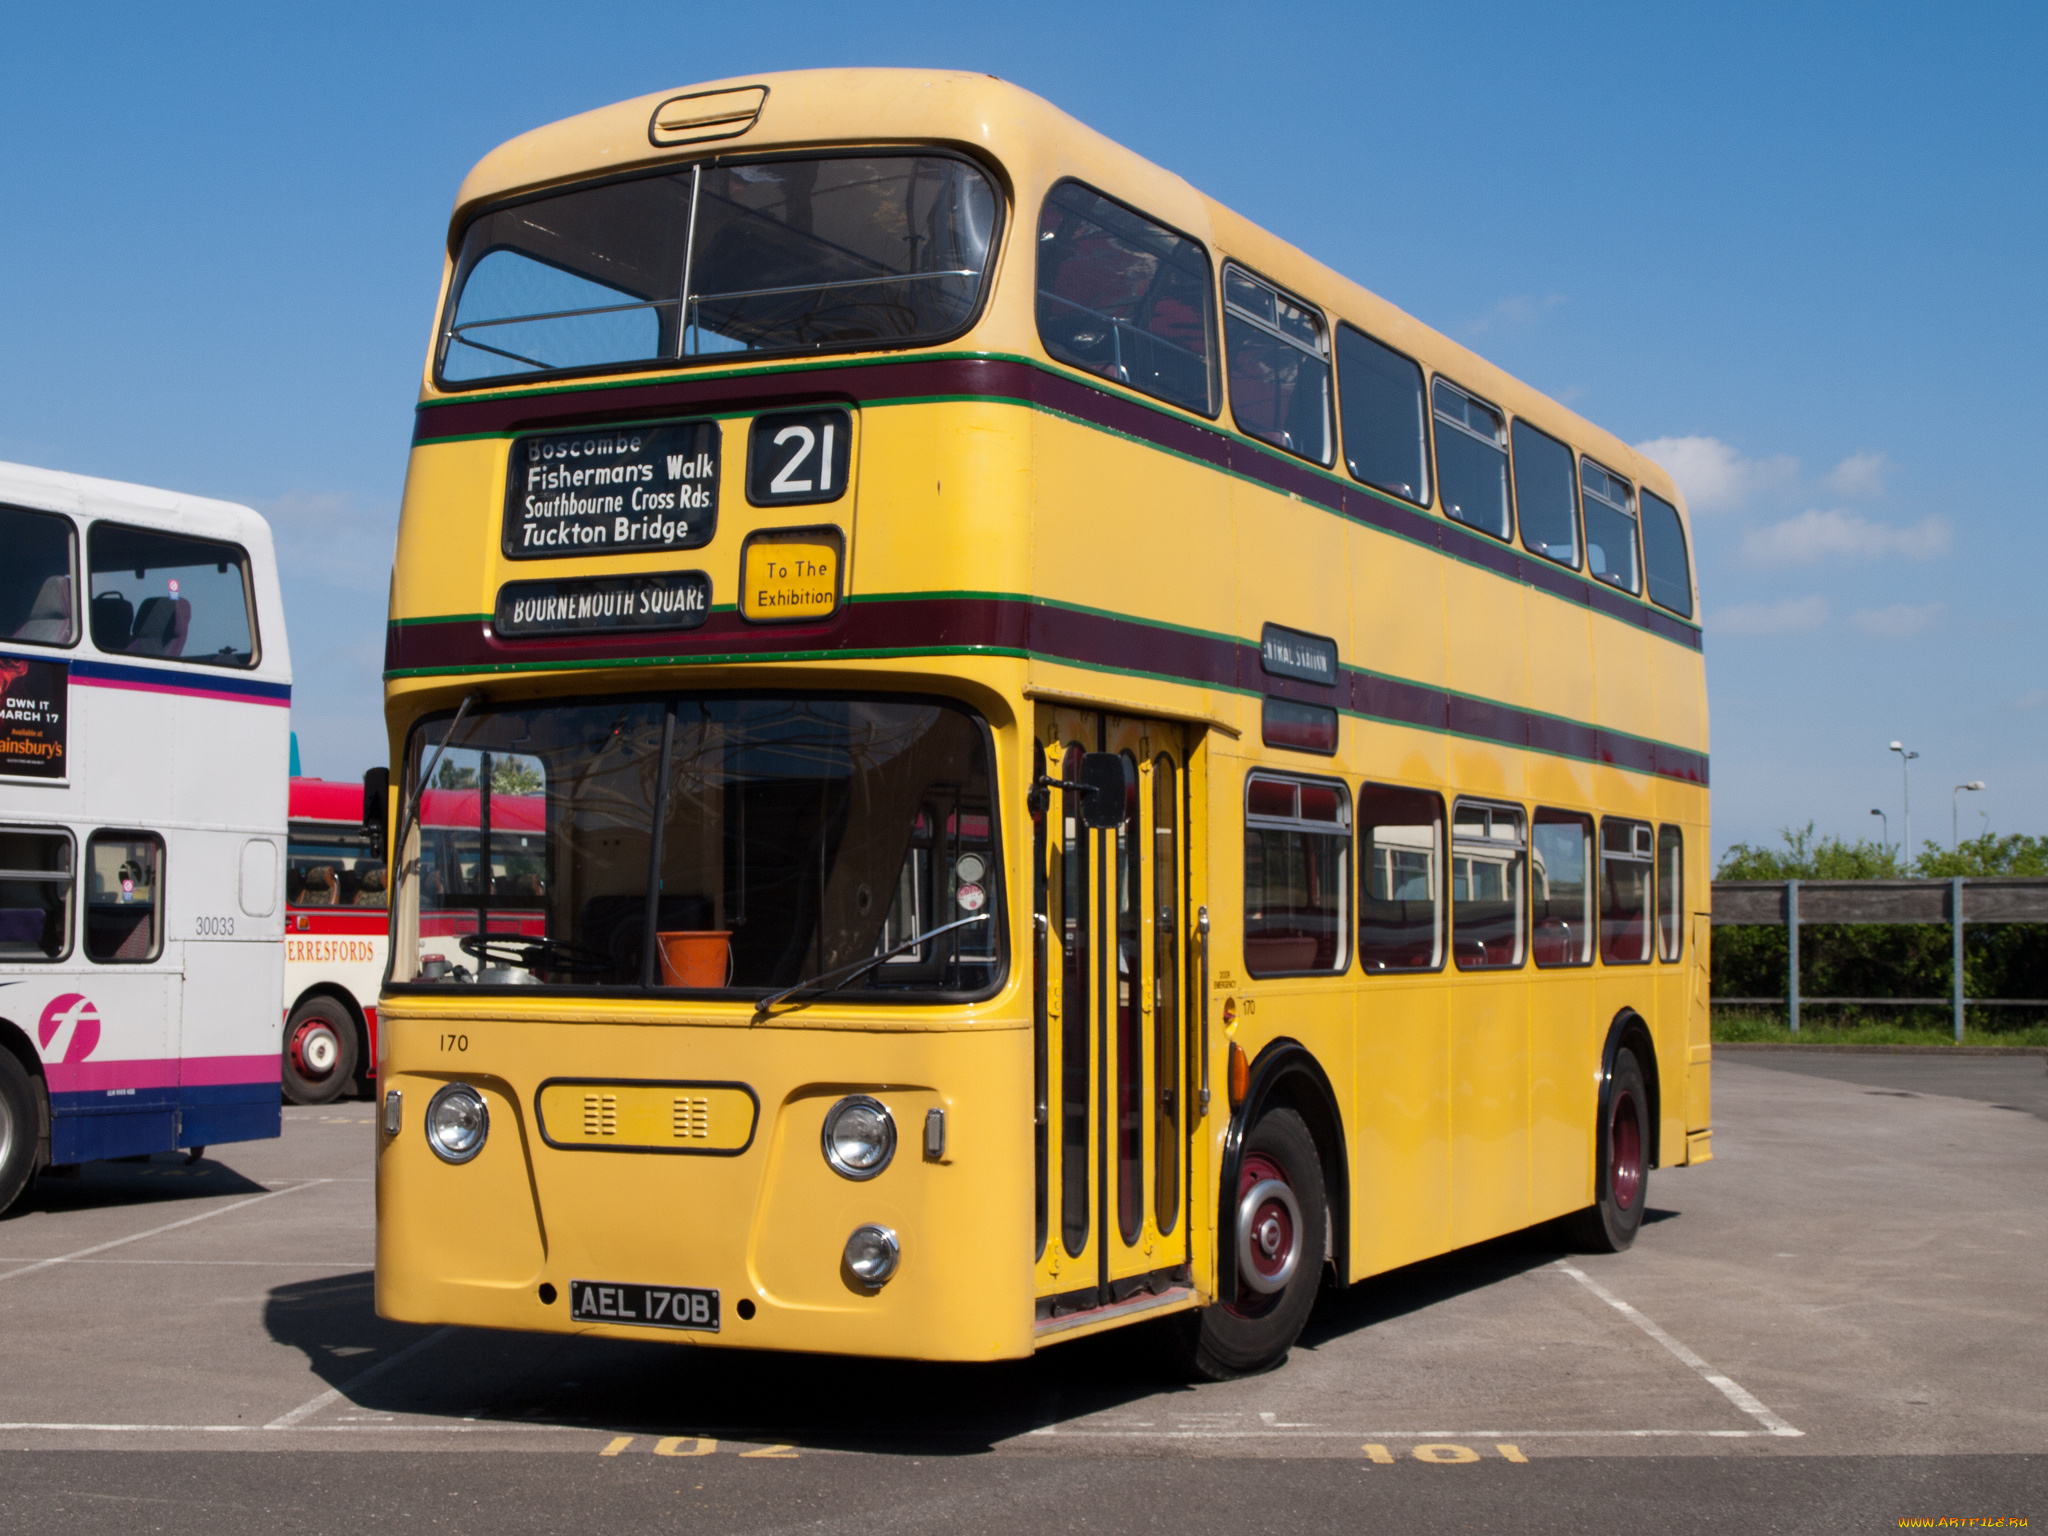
(195, 915), (236, 936)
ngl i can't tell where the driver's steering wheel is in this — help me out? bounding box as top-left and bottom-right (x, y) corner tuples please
(458, 932), (610, 977)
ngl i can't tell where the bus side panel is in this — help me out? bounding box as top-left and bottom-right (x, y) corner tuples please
(1350, 977), (1451, 1279)
(39, 969), (180, 1164)
(180, 936), (284, 1147)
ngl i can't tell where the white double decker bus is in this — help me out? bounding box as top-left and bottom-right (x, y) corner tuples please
(0, 460), (292, 1213)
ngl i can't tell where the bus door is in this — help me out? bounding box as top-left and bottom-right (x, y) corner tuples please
(1032, 707), (1194, 1320)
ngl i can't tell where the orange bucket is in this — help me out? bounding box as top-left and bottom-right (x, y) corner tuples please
(656, 930), (733, 988)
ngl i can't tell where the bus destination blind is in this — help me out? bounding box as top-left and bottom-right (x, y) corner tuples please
(504, 420), (719, 559)
(494, 571), (712, 639)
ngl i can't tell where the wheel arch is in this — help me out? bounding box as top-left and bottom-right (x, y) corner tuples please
(1216, 1038), (1350, 1299)
(1599, 1008), (1662, 1190)
(0, 1016), (52, 1168)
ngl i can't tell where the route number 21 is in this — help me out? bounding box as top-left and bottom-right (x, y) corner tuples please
(747, 408), (852, 507)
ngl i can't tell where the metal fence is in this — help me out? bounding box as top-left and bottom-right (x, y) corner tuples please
(1711, 877), (2048, 1038)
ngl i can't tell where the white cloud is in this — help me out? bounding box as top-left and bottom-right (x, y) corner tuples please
(1737, 509), (1951, 567)
(1464, 293), (1566, 338)
(1712, 596), (1830, 635)
(1851, 603), (1942, 638)
(1823, 451), (1893, 499)
(2016, 690), (2048, 711)
(1631, 435), (1798, 512)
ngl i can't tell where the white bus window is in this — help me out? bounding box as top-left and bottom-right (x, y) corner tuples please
(1657, 824), (1684, 962)
(87, 522), (257, 669)
(1582, 459), (1641, 595)
(1512, 420), (1580, 569)
(1531, 809), (1593, 966)
(1451, 800), (1525, 969)
(1433, 380), (1511, 540)
(85, 831), (162, 963)
(1037, 181), (1218, 418)
(1600, 818), (1654, 965)
(1358, 784), (1442, 972)
(1337, 326), (1430, 507)
(0, 827), (73, 961)
(1244, 773), (1351, 976)
(0, 506), (77, 647)
(1641, 489), (1694, 618)
(1224, 265), (1332, 465)
(287, 823), (387, 909)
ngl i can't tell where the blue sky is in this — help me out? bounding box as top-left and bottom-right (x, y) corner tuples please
(1, 2), (2040, 863)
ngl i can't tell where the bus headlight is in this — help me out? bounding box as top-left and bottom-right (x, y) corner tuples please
(425, 1082), (489, 1164)
(821, 1095), (895, 1180)
(844, 1224), (900, 1287)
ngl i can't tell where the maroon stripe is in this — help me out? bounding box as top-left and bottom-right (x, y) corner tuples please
(386, 595), (1704, 784)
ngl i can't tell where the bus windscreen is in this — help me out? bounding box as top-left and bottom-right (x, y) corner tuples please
(440, 155), (998, 384)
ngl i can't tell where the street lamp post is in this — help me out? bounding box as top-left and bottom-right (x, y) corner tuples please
(1869, 807), (1889, 854)
(1953, 781), (1985, 850)
(1889, 741), (1919, 863)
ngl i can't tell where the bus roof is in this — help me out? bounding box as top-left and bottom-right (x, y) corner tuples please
(436, 69), (1684, 513)
(419, 788), (546, 833)
(288, 777), (364, 823)
(0, 458), (280, 558)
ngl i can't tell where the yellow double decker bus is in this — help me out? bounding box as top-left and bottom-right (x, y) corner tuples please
(374, 69), (1710, 1377)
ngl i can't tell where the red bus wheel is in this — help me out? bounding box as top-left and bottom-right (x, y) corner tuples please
(1567, 1045), (1651, 1253)
(282, 998), (358, 1106)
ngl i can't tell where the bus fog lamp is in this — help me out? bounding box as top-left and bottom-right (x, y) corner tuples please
(425, 1082), (489, 1163)
(821, 1095), (895, 1180)
(844, 1224), (900, 1287)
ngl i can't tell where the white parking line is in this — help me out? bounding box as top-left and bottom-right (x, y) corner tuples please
(1025, 1426), (1787, 1439)
(1553, 1260), (1802, 1437)
(264, 1326), (455, 1429)
(0, 1181), (330, 1285)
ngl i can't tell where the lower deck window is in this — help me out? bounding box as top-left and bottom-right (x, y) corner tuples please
(1451, 800), (1525, 969)
(1244, 773), (1350, 975)
(1357, 784), (1442, 972)
(0, 826), (73, 960)
(1601, 817), (1654, 964)
(84, 830), (162, 963)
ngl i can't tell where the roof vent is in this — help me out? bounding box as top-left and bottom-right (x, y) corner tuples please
(648, 85), (768, 147)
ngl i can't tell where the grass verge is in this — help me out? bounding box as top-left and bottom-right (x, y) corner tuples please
(1712, 1007), (2048, 1047)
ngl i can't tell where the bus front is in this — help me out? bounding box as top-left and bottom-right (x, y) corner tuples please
(374, 74), (1041, 1361)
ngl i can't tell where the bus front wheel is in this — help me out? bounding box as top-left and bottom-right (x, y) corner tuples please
(1566, 1046), (1650, 1253)
(1168, 1106), (1327, 1380)
(282, 998), (359, 1106)
(0, 1048), (41, 1217)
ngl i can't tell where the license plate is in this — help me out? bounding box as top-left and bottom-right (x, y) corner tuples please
(568, 1279), (719, 1332)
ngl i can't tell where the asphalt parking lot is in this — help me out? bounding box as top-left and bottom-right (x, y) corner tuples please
(0, 1051), (2040, 1534)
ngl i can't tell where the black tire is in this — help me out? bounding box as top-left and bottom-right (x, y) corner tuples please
(282, 997), (359, 1106)
(1166, 1106), (1327, 1380)
(0, 1048), (42, 1217)
(1565, 1045), (1650, 1253)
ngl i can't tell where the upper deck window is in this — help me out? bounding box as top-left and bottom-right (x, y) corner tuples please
(1223, 265), (1331, 465)
(87, 522), (257, 669)
(1336, 327), (1430, 506)
(1432, 380), (1511, 540)
(1640, 488), (1694, 618)
(1035, 182), (1217, 417)
(1512, 419), (1579, 569)
(1581, 458), (1641, 594)
(440, 154), (1000, 387)
(0, 506), (77, 648)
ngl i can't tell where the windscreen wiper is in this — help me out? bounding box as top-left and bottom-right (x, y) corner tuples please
(753, 911), (992, 1019)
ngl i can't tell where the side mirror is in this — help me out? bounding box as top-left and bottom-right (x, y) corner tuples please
(362, 766), (390, 845)
(1077, 752), (1134, 831)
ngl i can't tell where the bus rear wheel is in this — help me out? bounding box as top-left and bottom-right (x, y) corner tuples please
(1565, 1046), (1650, 1253)
(0, 1049), (41, 1217)
(282, 998), (358, 1106)
(1167, 1106), (1327, 1380)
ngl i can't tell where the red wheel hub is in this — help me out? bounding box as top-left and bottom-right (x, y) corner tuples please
(289, 1019), (339, 1081)
(1227, 1151), (1301, 1316)
(1609, 1090), (1643, 1211)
